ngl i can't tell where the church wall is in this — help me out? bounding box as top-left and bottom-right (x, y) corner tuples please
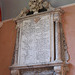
(62, 5), (75, 75)
(0, 20), (16, 75)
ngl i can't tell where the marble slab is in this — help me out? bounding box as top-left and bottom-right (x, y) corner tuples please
(18, 14), (51, 66)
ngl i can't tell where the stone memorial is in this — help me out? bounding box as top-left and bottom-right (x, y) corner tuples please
(10, 0), (69, 75)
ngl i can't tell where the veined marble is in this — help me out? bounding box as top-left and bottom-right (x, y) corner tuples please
(18, 15), (51, 66)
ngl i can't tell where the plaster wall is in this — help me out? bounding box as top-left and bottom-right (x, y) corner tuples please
(0, 5), (75, 75)
(62, 5), (75, 75)
(0, 20), (16, 75)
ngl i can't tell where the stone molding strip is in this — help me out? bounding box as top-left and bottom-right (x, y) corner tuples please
(10, 62), (69, 70)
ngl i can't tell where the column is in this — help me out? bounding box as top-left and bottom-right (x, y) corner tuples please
(55, 20), (62, 62)
(54, 12), (62, 62)
(54, 12), (62, 75)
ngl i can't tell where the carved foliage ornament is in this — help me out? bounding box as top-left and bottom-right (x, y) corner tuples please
(13, 0), (55, 21)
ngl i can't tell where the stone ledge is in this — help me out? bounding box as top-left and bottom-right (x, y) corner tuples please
(9, 62), (69, 70)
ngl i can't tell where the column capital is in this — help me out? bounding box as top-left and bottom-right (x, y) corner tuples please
(54, 12), (61, 22)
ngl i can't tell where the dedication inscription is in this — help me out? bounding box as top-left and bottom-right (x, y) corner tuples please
(18, 14), (51, 66)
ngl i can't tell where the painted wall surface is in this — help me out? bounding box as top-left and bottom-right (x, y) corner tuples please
(0, 5), (75, 75)
(62, 5), (75, 75)
(0, 20), (16, 75)
(1, 0), (75, 20)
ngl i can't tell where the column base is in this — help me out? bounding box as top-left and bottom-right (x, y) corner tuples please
(54, 66), (62, 75)
(11, 70), (20, 75)
(54, 60), (63, 63)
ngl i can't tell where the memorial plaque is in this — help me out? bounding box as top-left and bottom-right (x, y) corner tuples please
(18, 14), (51, 66)
(10, 1), (69, 75)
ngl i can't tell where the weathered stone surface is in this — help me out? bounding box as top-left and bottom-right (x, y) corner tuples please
(18, 14), (51, 66)
(21, 67), (55, 75)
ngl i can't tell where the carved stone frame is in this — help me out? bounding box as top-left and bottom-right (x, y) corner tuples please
(10, 0), (69, 73)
